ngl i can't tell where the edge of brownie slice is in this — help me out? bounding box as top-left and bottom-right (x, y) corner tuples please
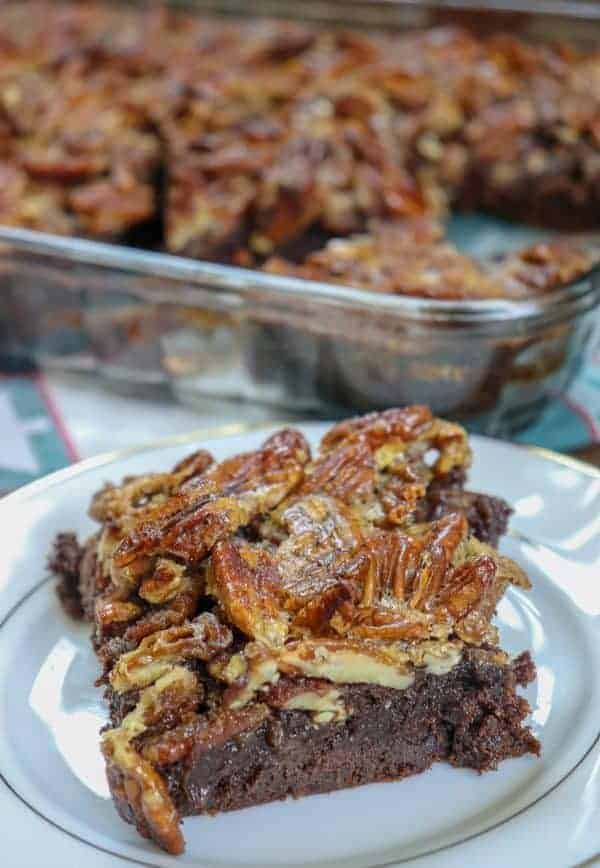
(105, 650), (538, 835)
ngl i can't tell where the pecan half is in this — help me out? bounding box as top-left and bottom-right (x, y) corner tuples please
(409, 513), (469, 609)
(208, 539), (288, 648)
(111, 429), (309, 582)
(274, 494), (365, 610)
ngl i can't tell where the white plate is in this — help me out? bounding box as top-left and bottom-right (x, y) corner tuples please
(0, 424), (598, 868)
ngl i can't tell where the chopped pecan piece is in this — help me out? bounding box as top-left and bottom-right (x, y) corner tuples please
(89, 449), (214, 525)
(138, 558), (187, 605)
(346, 605), (436, 641)
(263, 677), (346, 723)
(321, 405), (434, 451)
(274, 494), (365, 610)
(110, 612), (232, 692)
(304, 407), (472, 525)
(291, 581), (358, 636)
(97, 572), (206, 678)
(294, 437), (377, 505)
(497, 554), (531, 590)
(95, 595), (144, 637)
(123, 573), (205, 645)
(409, 513), (469, 609)
(252, 136), (322, 252)
(213, 642), (281, 710)
(324, 406), (471, 478)
(68, 178), (156, 236)
(141, 703), (270, 766)
(344, 529), (422, 605)
(435, 554), (497, 621)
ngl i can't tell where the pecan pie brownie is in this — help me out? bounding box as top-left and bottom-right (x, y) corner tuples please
(51, 407), (539, 855)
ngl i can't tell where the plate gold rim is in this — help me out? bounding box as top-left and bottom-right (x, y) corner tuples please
(1, 420), (598, 512)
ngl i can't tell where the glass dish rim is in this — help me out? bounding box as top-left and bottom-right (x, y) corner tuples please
(135, 0), (600, 24)
(1, 225), (599, 327)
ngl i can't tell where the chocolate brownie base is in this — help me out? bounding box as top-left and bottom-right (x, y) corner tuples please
(106, 650), (538, 843)
(415, 470), (512, 548)
(49, 531), (100, 622)
(431, 489), (512, 548)
(50, 532), (85, 619)
(459, 172), (600, 232)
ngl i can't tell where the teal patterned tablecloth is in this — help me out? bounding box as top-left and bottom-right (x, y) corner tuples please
(0, 374), (75, 493)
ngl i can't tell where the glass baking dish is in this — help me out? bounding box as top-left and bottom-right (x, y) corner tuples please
(0, 0), (599, 436)
(1, 225), (598, 436)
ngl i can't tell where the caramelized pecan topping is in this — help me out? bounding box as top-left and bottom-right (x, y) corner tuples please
(303, 407), (472, 526)
(89, 450), (214, 525)
(323, 406), (470, 477)
(111, 429), (309, 584)
(110, 612), (232, 692)
(274, 494), (366, 610)
(408, 513), (469, 609)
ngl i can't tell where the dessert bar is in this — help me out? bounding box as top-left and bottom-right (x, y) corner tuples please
(51, 407), (540, 854)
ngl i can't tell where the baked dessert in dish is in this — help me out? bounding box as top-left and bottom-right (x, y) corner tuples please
(251, 228), (595, 420)
(0, 2), (597, 267)
(265, 218), (594, 300)
(51, 407), (539, 855)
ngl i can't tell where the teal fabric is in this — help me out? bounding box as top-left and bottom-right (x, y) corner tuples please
(515, 380), (599, 451)
(0, 375), (73, 492)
